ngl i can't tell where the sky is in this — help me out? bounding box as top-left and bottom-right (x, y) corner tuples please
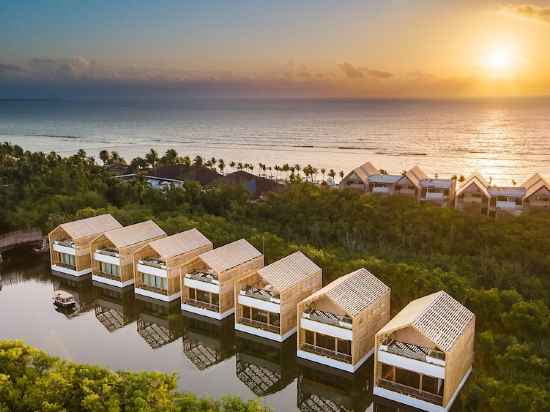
(2, 0), (550, 99)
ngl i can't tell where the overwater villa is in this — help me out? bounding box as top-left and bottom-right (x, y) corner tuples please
(339, 161), (379, 191)
(373, 291), (475, 412)
(235, 251), (322, 342)
(182, 314), (236, 370)
(297, 268), (391, 373)
(48, 214), (122, 277)
(180, 239), (264, 320)
(522, 173), (550, 210)
(133, 229), (213, 302)
(91, 220), (166, 288)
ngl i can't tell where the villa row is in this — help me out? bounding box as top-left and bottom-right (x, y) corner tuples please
(340, 161), (550, 216)
(49, 213), (475, 412)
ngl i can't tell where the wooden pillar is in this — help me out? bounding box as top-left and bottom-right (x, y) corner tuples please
(419, 374), (423, 392)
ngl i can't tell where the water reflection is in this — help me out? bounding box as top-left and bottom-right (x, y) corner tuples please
(51, 272), (97, 319)
(135, 297), (183, 349)
(182, 313), (235, 370)
(236, 333), (298, 396)
(93, 282), (137, 332)
(297, 360), (373, 412)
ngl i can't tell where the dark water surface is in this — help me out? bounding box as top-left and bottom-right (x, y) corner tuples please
(1, 249), (389, 412)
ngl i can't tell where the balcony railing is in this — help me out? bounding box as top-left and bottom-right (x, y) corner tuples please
(303, 309), (352, 330)
(139, 258), (166, 270)
(95, 272), (121, 281)
(96, 248), (119, 258)
(55, 262), (77, 271)
(238, 317), (280, 334)
(139, 283), (168, 295)
(300, 343), (352, 364)
(380, 339), (445, 364)
(54, 239), (75, 248)
(183, 298), (219, 313)
(240, 286), (280, 304)
(378, 378), (443, 405)
(185, 270), (219, 285)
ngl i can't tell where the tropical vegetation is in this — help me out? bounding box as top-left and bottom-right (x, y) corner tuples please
(1, 143), (549, 411)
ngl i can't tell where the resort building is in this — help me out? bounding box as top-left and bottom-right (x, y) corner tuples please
(235, 251), (322, 342)
(396, 166), (456, 207)
(180, 239), (264, 320)
(297, 268), (391, 373)
(339, 161), (379, 191)
(488, 186), (525, 216)
(91, 220), (166, 288)
(133, 229), (212, 302)
(48, 214), (122, 277)
(522, 173), (550, 211)
(454, 174), (491, 216)
(367, 174), (402, 195)
(373, 291), (475, 412)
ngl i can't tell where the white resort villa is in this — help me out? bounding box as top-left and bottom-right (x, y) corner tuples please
(48, 214), (122, 277)
(133, 229), (213, 302)
(180, 239), (264, 320)
(235, 251), (322, 342)
(373, 291), (475, 412)
(297, 268), (391, 373)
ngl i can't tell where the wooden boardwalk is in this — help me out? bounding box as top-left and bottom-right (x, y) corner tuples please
(0, 229), (44, 256)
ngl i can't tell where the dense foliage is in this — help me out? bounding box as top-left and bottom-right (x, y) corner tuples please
(0, 340), (267, 412)
(1, 142), (549, 411)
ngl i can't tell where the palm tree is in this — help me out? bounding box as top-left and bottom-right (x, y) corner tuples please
(339, 170), (344, 181)
(218, 159), (225, 175)
(230, 161), (236, 172)
(237, 162), (244, 171)
(294, 164), (301, 178)
(162, 149), (178, 165)
(182, 156), (191, 167)
(193, 155), (203, 167)
(328, 169), (336, 182)
(145, 149), (159, 168)
(99, 150), (110, 165)
(267, 166), (273, 179)
(320, 168), (326, 182)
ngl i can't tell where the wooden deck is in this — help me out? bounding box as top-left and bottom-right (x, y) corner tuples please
(0, 229), (44, 257)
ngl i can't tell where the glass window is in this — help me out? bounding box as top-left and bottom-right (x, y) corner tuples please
(100, 262), (119, 277)
(211, 293), (219, 305)
(269, 312), (280, 326)
(60, 253), (75, 267)
(337, 339), (351, 355)
(196, 290), (210, 303)
(395, 367), (420, 389)
(242, 306), (251, 319)
(305, 330), (314, 345)
(252, 308), (268, 324)
(381, 363), (394, 380)
(189, 288), (196, 300)
(316, 333), (336, 351)
(142, 273), (166, 290)
(422, 375), (443, 395)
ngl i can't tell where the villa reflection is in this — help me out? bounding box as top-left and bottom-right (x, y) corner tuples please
(93, 282), (137, 332)
(297, 360), (373, 412)
(373, 396), (425, 412)
(135, 298), (183, 349)
(181, 313), (236, 370)
(51, 271), (97, 319)
(235, 333), (298, 396)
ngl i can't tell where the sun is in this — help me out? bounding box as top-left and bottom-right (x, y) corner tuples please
(482, 46), (518, 78)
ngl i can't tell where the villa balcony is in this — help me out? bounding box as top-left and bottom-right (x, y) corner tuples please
(94, 248), (120, 265)
(53, 240), (76, 255)
(301, 310), (352, 340)
(377, 378), (443, 406)
(372, 186), (391, 194)
(138, 257), (167, 277)
(300, 343), (352, 364)
(495, 200), (521, 210)
(238, 317), (280, 334)
(378, 340), (445, 379)
(138, 283), (169, 296)
(182, 298), (219, 313)
(424, 192), (446, 201)
(238, 285), (281, 313)
(184, 270), (220, 294)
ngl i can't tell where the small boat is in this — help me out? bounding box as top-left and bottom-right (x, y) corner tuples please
(53, 290), (76, 308)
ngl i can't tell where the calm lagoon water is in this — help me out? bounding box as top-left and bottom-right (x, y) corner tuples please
(0, 249), (385, 412)
(1, 98), (550, 185)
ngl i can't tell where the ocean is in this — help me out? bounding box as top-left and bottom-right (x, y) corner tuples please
(1, 97), (550, 185)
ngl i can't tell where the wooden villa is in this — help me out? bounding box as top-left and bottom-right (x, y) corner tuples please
(180, 239), (264, 320)
(522, 173), (550, 210)
(373, 291), (475, 412)
(133, 229), (212, 302)
(454, 173), (491, 215)
(48, 214), (122, 277)
(339, 161), (379, 191)
(297, 268), (391, 373)
(90, 220), (166, 288)
(396, 166), (456, 207)
(235, 251), (322, 342)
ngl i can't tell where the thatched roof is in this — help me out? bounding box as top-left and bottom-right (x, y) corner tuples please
(148, 229), (212, 260)
(104, 220), (166, 248)
(377, 291), (474, 352)
(199, 239), (262, 273)
(257, 251), (320, 293)
(58, 214), (122, 240)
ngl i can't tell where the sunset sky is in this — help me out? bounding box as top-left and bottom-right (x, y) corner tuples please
(2, 0), (550, 98)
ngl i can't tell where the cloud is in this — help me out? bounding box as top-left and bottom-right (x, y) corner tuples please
(365, 69), (393, 79)
(505, 4), (550, 23)
(0, 63), (24, 74)
(338, 62), (364, 79)
(28, 57), (93, 79)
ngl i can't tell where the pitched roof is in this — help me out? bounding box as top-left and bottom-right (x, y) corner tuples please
(321, 268), (390, 317)
(456, 173), (490, 198)
(199, 239), (262, 273)
(147, 229), (212, 260)
(523, 173), (550, 199)
(378, 291), (474, 352)
(104, 220), (166, 248)
(344, 161), (378, 184)
(59, 214), (122, 240)
(406, 166), (428, 189)
(257, 251), (321, 293)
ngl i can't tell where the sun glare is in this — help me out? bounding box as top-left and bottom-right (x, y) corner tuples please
(482, 46), (518, 77)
